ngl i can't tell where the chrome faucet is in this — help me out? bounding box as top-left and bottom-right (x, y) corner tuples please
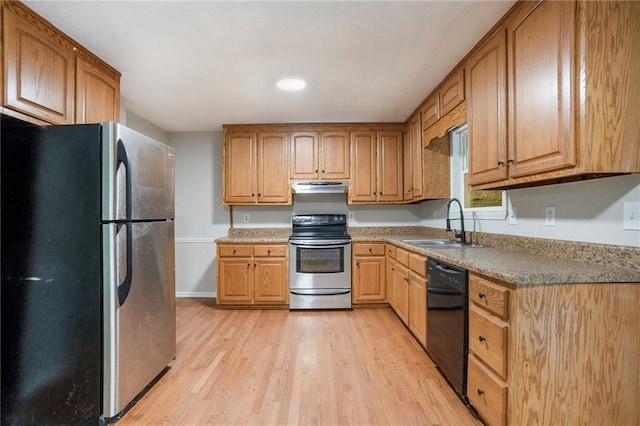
(446, 198), (467, 244)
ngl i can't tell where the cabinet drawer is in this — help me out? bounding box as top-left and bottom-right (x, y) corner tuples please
(218, 245), (253, 257)
(353, 243), (385, 256)
(469, 304), (508, 380)
(408, 253), (426, 277)
(386, 244), (396, 259)
(253, 245), (286, 257)
(470, 273), (509, 320)
(395, 248), (409, 267)
(468, 354), (507, 426)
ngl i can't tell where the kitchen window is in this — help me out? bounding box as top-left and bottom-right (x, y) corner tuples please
(450, 124), (507, 219)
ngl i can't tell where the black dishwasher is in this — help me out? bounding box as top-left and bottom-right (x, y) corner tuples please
(426, 257), (468, 399)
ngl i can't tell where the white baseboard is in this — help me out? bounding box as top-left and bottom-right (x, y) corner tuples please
(176, 292), (216, 298)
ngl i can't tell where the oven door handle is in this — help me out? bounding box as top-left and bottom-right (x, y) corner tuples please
(290, 289), (351, 296)
(289, 240), (351, 248)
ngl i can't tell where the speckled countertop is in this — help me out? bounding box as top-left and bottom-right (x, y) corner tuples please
(215, 227), (640, 286)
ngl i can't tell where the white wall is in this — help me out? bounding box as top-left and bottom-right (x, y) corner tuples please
(166, 131), (229, 297)
(420, 174), (640, 247)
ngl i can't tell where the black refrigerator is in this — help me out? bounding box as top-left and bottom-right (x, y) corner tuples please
(1, 115), (176, 424)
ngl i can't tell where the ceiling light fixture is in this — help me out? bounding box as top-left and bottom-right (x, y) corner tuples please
(276, 78), (306, 91)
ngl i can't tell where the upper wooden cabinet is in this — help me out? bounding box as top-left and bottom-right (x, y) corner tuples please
(349, 130), (403, 203)
(290, 130), (349, 181)
(420, 68), (465, 132)
(467, 29), (508, 186)
(1, 1), (121, 124)
(75, 57), (120, 124)
(468, 0), (640, 189)
(223, 129), (291, 205)
(403, 113), (423, 202)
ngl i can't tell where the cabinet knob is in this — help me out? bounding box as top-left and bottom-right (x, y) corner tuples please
(233, 249), (236, 254)
(477, 389), (485, 396)
(356, 262), (360, 267)
(322, 170), (325, 173)
(478, 292), (486, 299)
(254, 263), (257, 267)
(247, 263), (251, 267)
(267, 250), (271, 254)
(497, 160), (504, 166)
(315, 169), (318, 173)
(479, 335), (486, 342)
(507, 158), (514, 164)
(251, 193), (255, 197)
(258, 193), (261, 197)
(368, 248), (373, 253)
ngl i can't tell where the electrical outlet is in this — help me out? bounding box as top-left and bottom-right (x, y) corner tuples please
(243, 213), (250, 223)
(508, 206), (517, 225)
(545, 207), (556, 227)
(623, 201), (640, 230)
(348, 212), (355, 220)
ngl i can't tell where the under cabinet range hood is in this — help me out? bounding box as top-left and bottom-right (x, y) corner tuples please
(291, 181), (349, 194)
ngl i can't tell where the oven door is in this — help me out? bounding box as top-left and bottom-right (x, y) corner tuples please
(289, 240), (351, 290)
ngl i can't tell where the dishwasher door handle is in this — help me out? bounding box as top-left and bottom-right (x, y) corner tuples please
(427, 286), (463, 295)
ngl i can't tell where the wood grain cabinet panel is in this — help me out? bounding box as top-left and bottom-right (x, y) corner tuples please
(75, 56), (120, 123)
(320, 131), (350, 180)
(352, 242), (386, 304)
(223, 130), (291, 205)
(403, 114), (423, 202)
(439, 68), (465, 117)
(290, 131), (319, 180)
(420, 95), (440, 130)
(467, 271), (640, 425)
(2, 4), (75, 124)
(291, 131), (350, 181)
(2, 1), (121, 125)
(217, 243), (288, 306)
(349, 130), (403, 204)
(468, 0), (640, 190)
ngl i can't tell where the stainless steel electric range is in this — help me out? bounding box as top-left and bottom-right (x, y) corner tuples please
(288, 214), (352, 310)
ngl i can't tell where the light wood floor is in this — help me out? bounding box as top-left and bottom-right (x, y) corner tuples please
(119, 299), (481, 425)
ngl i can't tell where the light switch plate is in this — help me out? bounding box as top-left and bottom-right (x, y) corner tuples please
(623, 201), (640, 230)
(545, 207), (556, 227)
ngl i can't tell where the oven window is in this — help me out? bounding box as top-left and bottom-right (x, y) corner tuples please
(296, 247), (344, 274)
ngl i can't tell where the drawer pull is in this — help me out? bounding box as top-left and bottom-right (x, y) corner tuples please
(233, 249), (236, 254)
(477, 388), (485, 396)
(479, 335), (486, 342)
(267, 250), (271, 254)
(478, 292), (486, 299)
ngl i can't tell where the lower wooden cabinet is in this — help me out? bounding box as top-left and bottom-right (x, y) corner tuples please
(408, 253), (427, 348)
(467, 272), (640, 425)
(217, 243), (288, 305)
(352, 243), (386, 304)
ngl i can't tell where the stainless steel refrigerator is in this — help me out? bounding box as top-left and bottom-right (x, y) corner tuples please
(1, 115), (176, 424)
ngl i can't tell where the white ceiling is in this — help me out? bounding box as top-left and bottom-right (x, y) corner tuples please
(24, 1), (515, 132)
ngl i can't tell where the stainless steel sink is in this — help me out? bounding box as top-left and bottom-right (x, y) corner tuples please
(401, 239), (482, 249)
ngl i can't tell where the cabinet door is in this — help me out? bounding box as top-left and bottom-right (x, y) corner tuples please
(218, 257), (253, 304)
(508, 1), (576, 178)
(377, 131), (403, 202)
(349, 131), (377, 202)
(3, 6), (75, 124)
(393, 263), (409, 325)
(421, 94), (440, 130)
(440, 68), (465, 117)
(290, 131), (319, 180)
(467, 30), (508, 185)
(257, 132), (291, 204)
(75, 57), (120, 123)
(403, 127), (413, 201)
(320, 131), (350, 180)
(224, 132), (256, 203)
(409, 114), (423, 199)
(253, 258), (288, 304)
(409, 271), (427, 348)
(386, 256), (396, 308)
(353, 255), (386, 303)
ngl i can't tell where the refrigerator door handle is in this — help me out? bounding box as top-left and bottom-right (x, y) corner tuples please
(116, 139), (132, 221)
(117, 223), (133, 306)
